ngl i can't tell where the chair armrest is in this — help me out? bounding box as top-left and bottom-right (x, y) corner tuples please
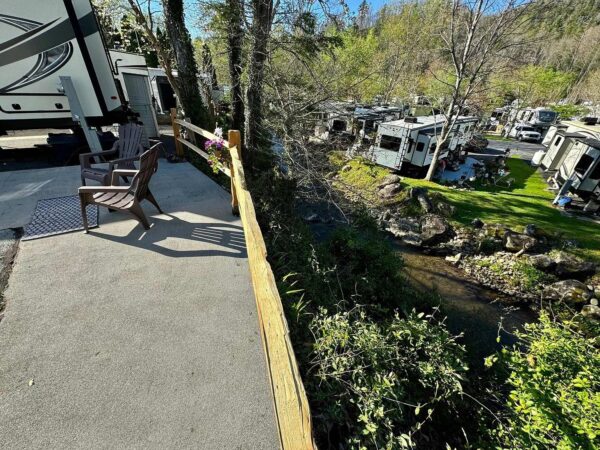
(111, 169), (138, 185)
(108, 155), (140, 173)
(79, 186), (130, 194)
(79, 149), (117, 168)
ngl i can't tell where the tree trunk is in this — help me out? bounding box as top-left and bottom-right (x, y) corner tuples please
(162, 0), (210, 128)
(127, 0), (180, 104)
(245, 0), (273, 162)
(226, 0), (245, 137)
(424, 101), (455, 181)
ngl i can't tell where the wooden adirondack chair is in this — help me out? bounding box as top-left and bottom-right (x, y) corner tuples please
(78, 143), (163, 232)
(79, 123), (144, 186)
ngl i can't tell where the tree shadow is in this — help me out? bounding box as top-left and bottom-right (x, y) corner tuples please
(89, 213), (247, 259)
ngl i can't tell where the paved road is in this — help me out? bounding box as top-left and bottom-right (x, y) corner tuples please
(469, 138), (545, 162)
(0, 162), (280, 449)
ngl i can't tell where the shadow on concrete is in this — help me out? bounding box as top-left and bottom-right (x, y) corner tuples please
(89, 213), (247, 259)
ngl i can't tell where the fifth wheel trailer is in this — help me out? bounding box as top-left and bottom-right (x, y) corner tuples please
(0, 0), (158, 144)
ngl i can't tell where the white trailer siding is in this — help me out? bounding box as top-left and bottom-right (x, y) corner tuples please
(0, 0), (122, 131)
(110, 50), (158, 140)
(558, 140), (600, 195)
(370, 115), (477, 171)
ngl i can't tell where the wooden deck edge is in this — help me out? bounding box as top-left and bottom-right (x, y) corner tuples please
(229, 147), (316, 450)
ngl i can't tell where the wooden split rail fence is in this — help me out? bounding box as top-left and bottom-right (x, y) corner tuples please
(171, 110), (315, 450)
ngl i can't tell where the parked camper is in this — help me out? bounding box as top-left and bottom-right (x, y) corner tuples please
(369, 115), (478, 172)
(560, 118), (600, 140)
(0, 0), (125, 132)
(557, 138), (600, 199)
(540, 131), (586, 171)
(508, 106), (557, 131)
(110, 50), (158, 142)
(0, 0), (158, 148)
(149, 67), (224, 117)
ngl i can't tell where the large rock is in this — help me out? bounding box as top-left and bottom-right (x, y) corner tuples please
(529, 254), (556, 272)
(553, 251), (596, 279)
(378, 174), (402, 188)
(420, 214), (452, 246)
(435, 202), (455, 217)
(541, 280), (593, 305)
(385, 217), (420, 238)
(409, 187), (428, 199)
(471, 218), (484, 229)
(503, 231), (537, 253)
(378, 183), (403, 199)
(581, 304), (600, 320)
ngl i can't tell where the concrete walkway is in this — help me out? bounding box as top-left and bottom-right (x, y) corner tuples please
(0, 162), (280, 449)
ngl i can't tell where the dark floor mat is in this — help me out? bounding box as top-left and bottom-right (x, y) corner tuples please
(23, 196), (98, 240)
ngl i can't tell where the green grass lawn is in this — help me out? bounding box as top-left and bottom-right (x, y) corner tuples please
(483, 134), (511, 142)
(336, 157), (600, 262)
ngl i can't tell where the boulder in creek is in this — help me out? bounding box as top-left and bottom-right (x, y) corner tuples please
(528, 254), (556, 272)
(553, 251), (596, 279)
(378, 174), (402, 188)
(503, 231), (537, 253)
(581, 304), (600, 320)
(541, 280), (593, 305)
(420, 214), (452, 246)
(378, 183), (403, 199)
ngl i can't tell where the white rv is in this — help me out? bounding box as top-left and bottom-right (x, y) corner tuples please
(557, 138), (600, 199)
(540, 131), (586, 171)
(369, 115), (478, 171)
(148, 67), (225, 116)
(0, 0), (157, 141)
(110, 50), (158, 141)
(508, 106), (557, 131)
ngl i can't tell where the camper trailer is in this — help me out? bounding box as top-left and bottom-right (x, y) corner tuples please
(508, 106), (557, 131)
(557, 138), (600, 199)
(0, 0), (157, 143)
(540, 131), (585, 171)
(0, 0), (124, 132)
(109, 50), (158, 141)
(369, 115), (478, 172)
(149, 67), (225, 116)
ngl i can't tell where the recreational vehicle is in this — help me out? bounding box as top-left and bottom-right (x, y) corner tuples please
(149, 67), (224, 116)
(557, 138), (600, 199)
(369, 115), (478, 172)
(508, 106), (557, 131)
(540, 131), (586, 171)
(0, 0), (158, 144)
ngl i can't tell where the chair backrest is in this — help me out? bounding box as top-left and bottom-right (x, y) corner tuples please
(117, 123), (144, 159)
(130, 142), (161, 200)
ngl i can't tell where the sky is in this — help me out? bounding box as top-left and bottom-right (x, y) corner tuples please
(183, 0), (390, 38)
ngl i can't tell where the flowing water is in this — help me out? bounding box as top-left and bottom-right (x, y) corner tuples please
(397, 245), (536, 365)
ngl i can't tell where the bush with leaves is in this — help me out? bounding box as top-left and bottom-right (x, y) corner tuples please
(308, 307), (468, 448)
(488, 313), (600, 449)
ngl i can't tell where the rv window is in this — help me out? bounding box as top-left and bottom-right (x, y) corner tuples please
(554, 136), (562, 147)
(589, 162), (600, 180)
(379, 135), (402, 151)
(575, 154), (594, 176)
(332, 120), (347, 132)
(416, 142), (425, 152)
(429, 144), (437, 154)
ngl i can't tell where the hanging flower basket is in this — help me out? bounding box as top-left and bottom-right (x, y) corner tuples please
(204, 128), (230, 174)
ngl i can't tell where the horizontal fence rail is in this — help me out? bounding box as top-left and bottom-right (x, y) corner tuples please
(171, 111), (315, 450)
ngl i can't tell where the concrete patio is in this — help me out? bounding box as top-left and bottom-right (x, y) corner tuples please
(0, 161), (280, 448)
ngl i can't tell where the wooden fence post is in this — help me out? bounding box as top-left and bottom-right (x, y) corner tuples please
(228, 129), (242, 216)
(170, 108), (184, 158)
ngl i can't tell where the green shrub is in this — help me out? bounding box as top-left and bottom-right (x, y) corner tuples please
(489, 313), (600, 449)
(309, 307), (468, 449)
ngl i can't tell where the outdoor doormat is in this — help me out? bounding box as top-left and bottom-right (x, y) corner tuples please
(23, 195), (99, 241)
